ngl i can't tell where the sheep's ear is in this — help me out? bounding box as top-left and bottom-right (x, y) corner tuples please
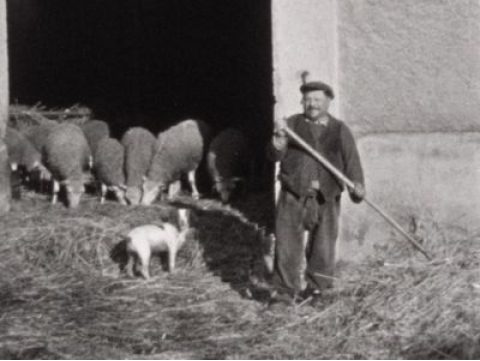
(60, 179), (70, 186)
(119, 184), (127, 191)
(142, 175), (148, 182)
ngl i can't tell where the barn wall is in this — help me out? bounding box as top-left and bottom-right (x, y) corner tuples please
(339, 132), (480, 261)
(0, 0), (10, 214)
(271, 0), (339, 118)
(272, 0), (480, 261)
(338, 0), (480, 135)
(336, 0), (480, 261)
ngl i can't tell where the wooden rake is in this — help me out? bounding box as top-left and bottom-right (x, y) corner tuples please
(283, 126), (431, 261)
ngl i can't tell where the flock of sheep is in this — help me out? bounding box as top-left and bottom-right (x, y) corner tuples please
(6, 117), (252, 208)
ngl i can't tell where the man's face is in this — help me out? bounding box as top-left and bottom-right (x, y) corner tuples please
(302, 90), (331, 120)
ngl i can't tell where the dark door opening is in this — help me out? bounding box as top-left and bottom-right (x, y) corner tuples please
(7, 0), (273, 177)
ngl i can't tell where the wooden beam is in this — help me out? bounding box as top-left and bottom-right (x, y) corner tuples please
(0, 0), (10, 213)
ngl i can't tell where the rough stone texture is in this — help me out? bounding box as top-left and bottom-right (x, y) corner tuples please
(338, 0), (480, 135)
(339, 133), (480, 261)
(0, 0), (10, 214)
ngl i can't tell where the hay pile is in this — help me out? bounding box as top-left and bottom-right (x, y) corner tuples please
(9, 103), (92, 130)
(0, 190), (479, 359)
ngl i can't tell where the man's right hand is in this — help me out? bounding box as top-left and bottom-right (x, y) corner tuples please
(272, 118), (288, 150)
(273, 117), (287, 136)
(349, 182), (366, 203)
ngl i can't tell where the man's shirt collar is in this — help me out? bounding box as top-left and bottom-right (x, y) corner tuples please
(305, 115), (329, 127)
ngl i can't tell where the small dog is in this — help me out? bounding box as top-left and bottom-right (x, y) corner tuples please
(125, 208), (191, 279)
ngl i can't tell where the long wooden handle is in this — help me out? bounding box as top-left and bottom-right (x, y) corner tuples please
(283, 126), (431, 261)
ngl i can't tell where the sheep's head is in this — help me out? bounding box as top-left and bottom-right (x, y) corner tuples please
(214, 177), (245, 203)
(62, 179), (85, 208)
(35, 164), (52, 181)
(111, 184), (127, 205)
(141, 177), (164, 205)
(24, 153), (42, 173)
(125, 186), (142, 205)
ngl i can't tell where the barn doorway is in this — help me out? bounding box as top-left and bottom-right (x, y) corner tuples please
(7, 0), (273, 182)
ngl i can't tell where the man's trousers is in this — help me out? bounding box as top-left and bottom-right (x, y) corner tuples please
(272, 190), (340, 295)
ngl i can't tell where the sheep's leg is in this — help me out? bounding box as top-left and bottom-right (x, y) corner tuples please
(140, 262), (150, 279)
(125, 252), (135, 278)
(168, 248), (176, 273)
(188, 170), (199, 200)
(118, 195), (127, 206)
(39, 171), (45, 194)
(168, 180), (181, 199)
(100, 183), (107, 204)
(137, 247), (151, 279)
(39, 166), (49, 194)
(52, 180), (60, 205)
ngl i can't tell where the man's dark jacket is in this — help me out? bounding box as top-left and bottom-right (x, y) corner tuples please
(271, 114), (364, 201)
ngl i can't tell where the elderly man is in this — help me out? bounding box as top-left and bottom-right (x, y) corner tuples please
(268, 80), (365, 305)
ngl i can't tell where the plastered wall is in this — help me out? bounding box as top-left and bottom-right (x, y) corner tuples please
(338, 0), (480, 134)
(272, 0), (339, 118)
(339, 132), (480, 261)
(336, 0), (480, 260)
(272, 0), (480, 261)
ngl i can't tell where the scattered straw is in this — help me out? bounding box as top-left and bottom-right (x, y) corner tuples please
(0, 190), (478, 359)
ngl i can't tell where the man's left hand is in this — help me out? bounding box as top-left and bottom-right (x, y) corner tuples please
(349, 182), (365, 203)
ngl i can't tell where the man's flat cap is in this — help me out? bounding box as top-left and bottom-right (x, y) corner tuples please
(300, 81), (335, 99)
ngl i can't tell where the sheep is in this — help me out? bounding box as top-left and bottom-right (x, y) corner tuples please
(121, 127), (157, 205)
(207, 128), (250, 203)
(93, 137), (127, 204)
(125, 208), (191, 279)
(5, 127), (42, 172)
(80, 120), (110, 155)
(141, 119), (211, 205)
(42, 123), (92, 208)
(17, 124), (57, 192)
(22, 123), (58, 153)
(5, 127), (51, 191)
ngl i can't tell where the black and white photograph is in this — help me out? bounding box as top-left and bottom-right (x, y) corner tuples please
(0, 0), (478, 359)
